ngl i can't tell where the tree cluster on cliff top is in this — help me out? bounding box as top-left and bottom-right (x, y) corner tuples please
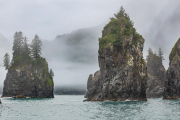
(146, 48), (164, 68)
(12, 32), (41, 60)
(99, 6), (143, 48)
(3, 31), (54, 79)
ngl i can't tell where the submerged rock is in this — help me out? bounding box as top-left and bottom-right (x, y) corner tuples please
(2, 58), (54, 98)
(164, 38), (180, 99)
(146, 49), (166, 98)
(84, 7), (147, 101)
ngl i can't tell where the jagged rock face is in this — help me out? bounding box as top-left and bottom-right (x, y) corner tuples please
(84, 7), (148, 101)
(85, 71), (101, 99)
(85, 27), (147, 101)
(164, 39), (180, 99)
(2, 59), (54, 98)
(85, 7), (148, 101)
(146, 54), (166, 98)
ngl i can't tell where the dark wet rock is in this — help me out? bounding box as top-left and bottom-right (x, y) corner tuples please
(2, 58), (54, 98)
(84, 7), (147, 101)
(164, 38), (180, 99)
(84, 70), (101, 99)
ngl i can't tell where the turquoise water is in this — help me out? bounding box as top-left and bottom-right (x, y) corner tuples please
(0, 95), (180, 120)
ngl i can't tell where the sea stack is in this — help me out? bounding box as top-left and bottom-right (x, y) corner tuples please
(2, 32), (54, 98)
(146, 48), (166, 98)
(84, 7), (147, 101)
(164, 38), (180, 99)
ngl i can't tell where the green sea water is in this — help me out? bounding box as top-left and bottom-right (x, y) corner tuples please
(0, 95), (180, 120)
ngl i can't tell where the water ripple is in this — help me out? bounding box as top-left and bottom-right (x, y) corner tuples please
(0, 96), (180, 120)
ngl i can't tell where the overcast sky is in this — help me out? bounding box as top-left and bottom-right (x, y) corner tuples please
(0, 0), (178, 88)
(0, 0), (170, 41)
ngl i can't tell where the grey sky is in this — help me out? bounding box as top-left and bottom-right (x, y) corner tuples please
(0, 0), (177, 88)
(0, 0), (169, 41)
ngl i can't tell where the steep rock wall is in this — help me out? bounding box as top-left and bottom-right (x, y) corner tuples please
(2, 58), (54, 98)
(146, 53), (166, 98)
(85, 7), (147, 101)
(164, 38), (180, 99)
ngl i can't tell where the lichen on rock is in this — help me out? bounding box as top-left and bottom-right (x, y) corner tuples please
(84, 6), (147, 101)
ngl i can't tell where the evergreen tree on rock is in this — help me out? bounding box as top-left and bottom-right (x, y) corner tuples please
(31, 35), (42, 60)
(3, 53), (10, 70)
(12, 32), (18, 57)
(146, 48), (153, 62)
(158, 48), (164, 60)
(12, 31), (24, 58)
(50, 69), (54, 78)
(114, 6), (125, 19)
(113, 28), (123, 48)
(23, 36), (30, 57)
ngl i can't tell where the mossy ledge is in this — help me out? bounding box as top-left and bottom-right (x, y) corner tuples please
(99, 7), (144, 49)
(169, 38), (180, 65)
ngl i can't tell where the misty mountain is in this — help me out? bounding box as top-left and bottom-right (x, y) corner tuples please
(41, 25), (104, 89)
(0, 33), (10, 49)
(0, 33), (7, 42)
(144, 1), (180, 68)
(0, 33), (10, 93)
(42, 25), (103, 65)
(54, 85), (86, 95)
(0, 33), (11, 66)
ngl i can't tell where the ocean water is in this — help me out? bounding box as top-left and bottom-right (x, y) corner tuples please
(0, 95), (180, 120)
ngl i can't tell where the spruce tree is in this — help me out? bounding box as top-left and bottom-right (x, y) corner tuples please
(148, 48), (153, 55)
(18, 31), (24, 55)
(3, 53), (10, 70)
(12, 31), (24, 58)
(114, 6), (125, 19)
(23, 36), (30, 57)
(113, 29), (123, 47)
(31, 35), (42, 60)
(12, 32), (18, 57)
(154, 51), (157, 56)
(49, 69), (54, 78)
(158, 48), (164, 60)
(146, 48), (153, 62)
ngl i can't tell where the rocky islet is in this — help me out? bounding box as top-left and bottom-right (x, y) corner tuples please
(85, 7), (147, 101)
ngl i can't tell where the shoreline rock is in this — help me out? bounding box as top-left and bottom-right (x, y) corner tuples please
(146, 49), (166, 98)
(84, 7), (147, 101)
(163, 38), (180, 99)
(2, 58), (54, 98)
(83, 98), (147, 102)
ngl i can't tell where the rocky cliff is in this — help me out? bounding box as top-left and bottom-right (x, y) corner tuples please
(146, 49), (166, 98)
(2, 57), (54, 98)
(84, 7), (147, 101)
(163, 38), (180, 99)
